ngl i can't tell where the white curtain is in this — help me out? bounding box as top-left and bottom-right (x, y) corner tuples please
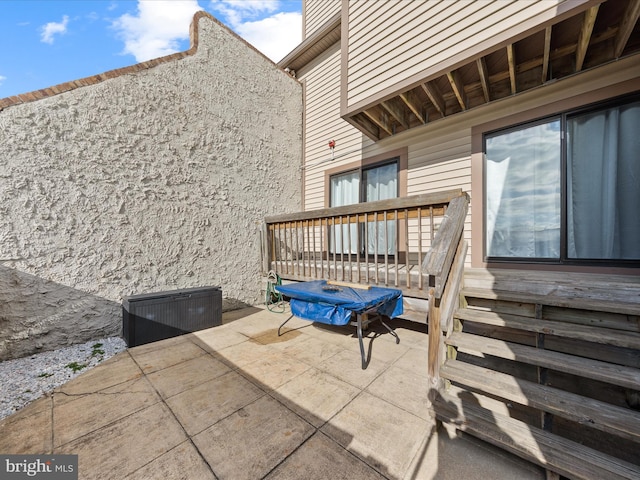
(330, 171), (359, 254)
(567, 101), (640, 259)
(485, 121), (561, 258)
(364, 163), (397, 255)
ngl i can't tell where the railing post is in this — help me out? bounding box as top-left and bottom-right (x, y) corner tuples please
(262, 222), (270, 275)
(428, 287), (443, 399)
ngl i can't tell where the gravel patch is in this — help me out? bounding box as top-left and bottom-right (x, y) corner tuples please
(0, 337), (127, 420)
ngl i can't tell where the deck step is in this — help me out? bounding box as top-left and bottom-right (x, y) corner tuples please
(440, 359), (640, 442)
(461, 286), (640, 316)
(454, 308), (640, 349)
(446, 331), (640, 390)
(433, 391), (640, 480)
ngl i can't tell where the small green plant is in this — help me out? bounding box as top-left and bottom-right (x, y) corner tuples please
(91, 343), (105, 357)
(38, 372), (53, 378)
(65, 362), (86, 373)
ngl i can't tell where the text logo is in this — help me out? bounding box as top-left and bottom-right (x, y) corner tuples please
(1, 455), (78, 479)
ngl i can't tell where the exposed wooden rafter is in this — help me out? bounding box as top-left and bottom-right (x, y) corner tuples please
(507, 44), (517, 94)
(576, 5), (600, 71)
(615, 0), (640, 58)
(343, 2), (639, 141)
(447, 70), (467, 110)
(476, 57), (491, 103)
(421, 81), (446, 117)
(363, 109), (393, 136)
(399, 90), (426, 124)
(381, 98), (410, 129)
(351, 113), (380, 141)
(542, 26), (552, 83)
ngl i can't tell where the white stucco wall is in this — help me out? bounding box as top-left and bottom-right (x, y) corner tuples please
(0, 14), (303, 360)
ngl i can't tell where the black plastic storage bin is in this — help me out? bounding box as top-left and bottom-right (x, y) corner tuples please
(122, 286), (222, 347)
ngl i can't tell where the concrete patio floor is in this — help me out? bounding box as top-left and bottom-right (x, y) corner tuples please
(0, 306), (544, 479)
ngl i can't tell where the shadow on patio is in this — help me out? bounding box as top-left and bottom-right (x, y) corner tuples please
(0, 306), (544, 479)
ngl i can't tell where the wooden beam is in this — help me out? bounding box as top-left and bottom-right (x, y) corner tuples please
(542, 26), (552, 83)
(507, 44), (517, 94)
(476, 57), (490, 103)
(399, 90), (426, 124)
(380, 97), (409, 129)
(421, 81), (445, 117)
(446, 70), (466, 110)
(576, 5), (599, 71)
(363, 109), (393, 136)
(350, 113), (380, 141)
(615, 0), (640, 58)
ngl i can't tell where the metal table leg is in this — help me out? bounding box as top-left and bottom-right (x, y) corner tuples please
(357, 313), (367, 369)
(380, 318), (400, 344)
(277, 314), (294, 336)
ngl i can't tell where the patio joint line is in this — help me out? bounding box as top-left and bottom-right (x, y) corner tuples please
(129, 349), (221, 479)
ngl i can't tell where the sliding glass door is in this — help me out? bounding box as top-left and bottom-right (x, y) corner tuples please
(567, 101), (640, 260)
(330, 161), (398, 255)
(485, 95), (640, 264)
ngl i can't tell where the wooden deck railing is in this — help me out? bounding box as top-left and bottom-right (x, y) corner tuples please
(422, 194), (469, 394)
(262, 189), (465, 299)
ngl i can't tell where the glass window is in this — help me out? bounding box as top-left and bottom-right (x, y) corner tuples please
(485, 121), (561, 259)
(484, 95), (640, 264)
(330, 161), (398, 255)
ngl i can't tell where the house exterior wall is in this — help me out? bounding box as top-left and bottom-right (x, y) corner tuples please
(304, 0), (341, 39)
(343, 0), (595, 113)
(0, 14), (303, 360)
(300, 42), (363, 211)
(300, 0), (639, 275)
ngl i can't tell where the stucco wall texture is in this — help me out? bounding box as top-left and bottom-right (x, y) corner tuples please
(0, 14), (303, 360)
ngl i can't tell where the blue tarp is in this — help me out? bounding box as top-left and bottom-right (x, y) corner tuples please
(275, 280), (403, 326)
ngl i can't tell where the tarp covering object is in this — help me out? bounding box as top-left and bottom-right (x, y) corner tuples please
(275, 280), (403, 326)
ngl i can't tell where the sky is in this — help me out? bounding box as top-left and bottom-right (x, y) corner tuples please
(0, 0), (302, 99)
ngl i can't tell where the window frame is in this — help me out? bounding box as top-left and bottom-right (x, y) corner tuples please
(482, 92), (640, 267)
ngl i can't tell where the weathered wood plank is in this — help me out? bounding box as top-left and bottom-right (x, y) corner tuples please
(439, 237), (467, 335)
(446, 70), (466, 110)
(446, 331), (640, 391)
(434, 392), (640, 480)
(423, 194), (469, 298)
(428, 289), (442, 397)
(576, 5), (600, 71)
(476, 56), (490, 102)
(615, 0), (640, 57)
(265, 190), (461, 223)
(399, 90), (426, 124)
(441, 360), (640, 442)
(455, 308), (640, 349)
(327, 280), (371, 290)
(421, 81), (445, 117)
(542, 25), (552, 82)
(462, 287), (640, 317)
(507, 43), (516, 94)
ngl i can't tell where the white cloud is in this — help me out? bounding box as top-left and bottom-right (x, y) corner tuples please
(0, 75), (6, 86)
(235, 12), (301, 62)
(209, 0), (301, 62)
(112, 0), (202, 62)
(211, 0), (279, 26)
(41, 15), (69, 44)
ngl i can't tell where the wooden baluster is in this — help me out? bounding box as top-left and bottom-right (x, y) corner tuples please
(364, 213), (369, 284)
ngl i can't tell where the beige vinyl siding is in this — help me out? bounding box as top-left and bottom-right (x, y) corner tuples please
(345, 0), (572, 111)
(407, 129), (472, 264)
(300, 43), (364, 211)
(304, 0), (342, 38)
